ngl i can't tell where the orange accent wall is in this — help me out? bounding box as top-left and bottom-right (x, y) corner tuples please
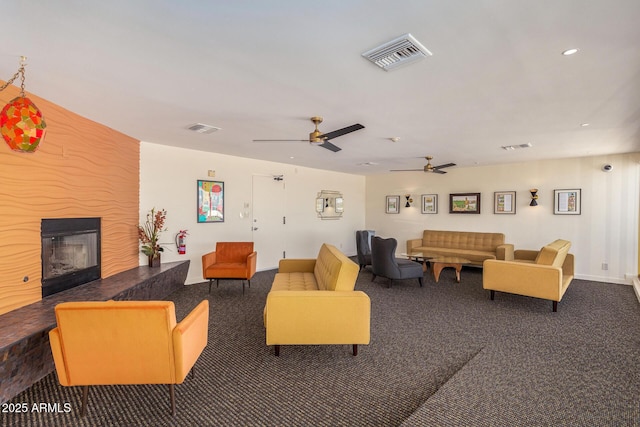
(0, 83), (140, 315)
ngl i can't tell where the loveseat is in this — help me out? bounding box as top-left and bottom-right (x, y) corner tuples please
(406, 230), (514, 266)
(483, 239), (574, 312)
(263, 243), (370, 356)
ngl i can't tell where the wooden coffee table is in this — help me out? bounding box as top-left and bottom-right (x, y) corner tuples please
(429, 256), (471, 283)
(401, 251), (435, 272)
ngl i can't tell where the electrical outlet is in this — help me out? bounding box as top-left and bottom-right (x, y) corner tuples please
(601, 263), (608, 271)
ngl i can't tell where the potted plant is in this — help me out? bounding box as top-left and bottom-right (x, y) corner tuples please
(137, 207), (167, 267)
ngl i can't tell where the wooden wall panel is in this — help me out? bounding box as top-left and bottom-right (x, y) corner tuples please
(0, 83), (140, 315)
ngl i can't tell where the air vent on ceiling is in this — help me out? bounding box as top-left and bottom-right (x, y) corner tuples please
(187, 123), (221, 134)
(362, 33), (432, 71)
(501, 143), (533, 151)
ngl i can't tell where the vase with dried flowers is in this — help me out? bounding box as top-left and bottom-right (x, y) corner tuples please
(138, 207), (167, 267)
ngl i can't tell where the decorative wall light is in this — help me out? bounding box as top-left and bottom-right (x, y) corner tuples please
(0, 56), (46, 153)
(529, 189), (539, 206)
(405, 194), (414, 208)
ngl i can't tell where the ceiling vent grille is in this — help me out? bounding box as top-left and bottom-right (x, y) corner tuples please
(187, 123), (221, 134)
(362, 33), (432, 71)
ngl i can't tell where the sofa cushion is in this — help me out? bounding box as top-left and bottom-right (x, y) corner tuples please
(313, 244), (359, 291)
(422, 230), (505, 252)
(271, 272), (319, 291)
(535, 239), (571, 267)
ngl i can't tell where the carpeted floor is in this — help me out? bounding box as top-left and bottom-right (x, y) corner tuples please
(3, 264), (640, 426)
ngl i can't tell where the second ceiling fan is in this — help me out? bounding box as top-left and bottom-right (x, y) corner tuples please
(391, 156), (456, 174)
(253, 116), (364, 152)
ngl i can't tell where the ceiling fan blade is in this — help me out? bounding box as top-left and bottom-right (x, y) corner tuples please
(434, 163), (456, 169)
(433, 169), (447, 174)
(319, 141), (341, 152)
(252, 139), (307, 142)
(390, 169), (424, 172)
(320, 124), (364, 140)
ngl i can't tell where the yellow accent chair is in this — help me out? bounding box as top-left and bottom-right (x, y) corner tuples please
(264, 243), (370, 356)
(202, 242), (257, 294)
(49, 300), (209, 416)
(483, 239), (574, 312)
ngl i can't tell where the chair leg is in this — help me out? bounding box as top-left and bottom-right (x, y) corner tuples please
(80, 385), (89, 417)
(242, 281), (245, 295)
(208, 279), (213, 293)
(352, 344), (358, 356)
(274, 345), (280, 356)
(371, 274), (376, 282)
(552, 301), (558, 312)
(248, 279), (251, 289)
(168, 384), (175, 416)
(418, 276), (423, 287)
(490, 290), (495, 300)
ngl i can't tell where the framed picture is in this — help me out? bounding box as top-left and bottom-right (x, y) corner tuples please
(554, 189), (581, 215)
(197, 180), (224, 223)
(421, 194), (438, 214)
(386, 195), (400, 214)
(449, 193), (481, 214)
(494, 191), (516, 214)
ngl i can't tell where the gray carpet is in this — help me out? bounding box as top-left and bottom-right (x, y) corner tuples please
(3, 265), (640, 426)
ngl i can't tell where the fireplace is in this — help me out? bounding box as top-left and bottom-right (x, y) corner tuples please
(41, 218), (101, 297)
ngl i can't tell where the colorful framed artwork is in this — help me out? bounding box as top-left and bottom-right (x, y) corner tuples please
(494, 191), (516, 214)
(449, 193), (481, 214)
(421, 194), (438, 214)
(554, 189), (581, 215)
(386, 195), (400, 214)
(197, 180), (224, 223)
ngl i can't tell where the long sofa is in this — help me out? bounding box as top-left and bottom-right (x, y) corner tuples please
(406, 229), (514, 266)
(263, 243), (371, 356)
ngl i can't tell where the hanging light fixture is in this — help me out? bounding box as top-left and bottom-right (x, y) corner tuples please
(0, 56), (47, 153)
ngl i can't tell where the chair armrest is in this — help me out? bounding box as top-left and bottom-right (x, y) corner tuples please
(265, 291), (371, 345)
(278, 259), (316, 273)
(483, 260), (563, 301)
(514, 249), (539, 261)
(406, 239), (423, 253)
(48, 327), (70, 386)
(172, 300), (209, 383)
(247, 251), (257, 278)
(496, 244), (514, 261)
(201, 251), (217, 279)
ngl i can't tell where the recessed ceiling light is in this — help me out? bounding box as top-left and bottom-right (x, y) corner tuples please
(562, 48), (579, 56)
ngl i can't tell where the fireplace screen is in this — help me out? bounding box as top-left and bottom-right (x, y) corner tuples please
(42, 232), (98, 280)
(41, 217), (101, 297)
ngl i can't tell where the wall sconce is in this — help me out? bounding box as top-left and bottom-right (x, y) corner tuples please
(529, 189), (539, 206)
(0, 56), (47, 153)
(405, 194), (414, 208)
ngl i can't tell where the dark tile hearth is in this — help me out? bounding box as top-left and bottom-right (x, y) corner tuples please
(0, 260), (190, 403)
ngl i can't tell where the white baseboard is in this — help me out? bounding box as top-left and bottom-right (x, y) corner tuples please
(574, 274), (631, 285)
(633, 277), (640, 304)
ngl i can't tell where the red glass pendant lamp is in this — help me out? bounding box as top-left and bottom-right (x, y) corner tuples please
(0, 56), (47, 153)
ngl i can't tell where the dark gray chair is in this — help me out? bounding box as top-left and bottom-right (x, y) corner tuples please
(355, 230), (375, 271)
(371, 236), (423, 287)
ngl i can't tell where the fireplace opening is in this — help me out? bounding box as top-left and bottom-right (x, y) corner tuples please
(41, 218), (101, 297)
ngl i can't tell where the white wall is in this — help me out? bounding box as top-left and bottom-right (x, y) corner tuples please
(365, 153), (640, 284)
(140, 142), (366, 284)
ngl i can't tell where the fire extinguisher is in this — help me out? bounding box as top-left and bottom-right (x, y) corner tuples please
(175, 230), (188, 255)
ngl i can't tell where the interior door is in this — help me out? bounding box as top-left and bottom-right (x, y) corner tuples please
(252, 175), (286, 271)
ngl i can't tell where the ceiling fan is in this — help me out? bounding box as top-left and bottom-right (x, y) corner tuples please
(253, 116), (364, 152)
(391, 156), (456, 174)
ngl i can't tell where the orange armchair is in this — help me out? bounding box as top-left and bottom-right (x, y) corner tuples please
(202, 242), (257, 294)
(49, 300), (209, 416)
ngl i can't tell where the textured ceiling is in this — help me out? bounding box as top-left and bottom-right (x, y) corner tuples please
(2, 1), (639, 174)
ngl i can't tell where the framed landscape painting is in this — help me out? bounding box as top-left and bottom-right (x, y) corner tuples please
(449, 193), (481, 214)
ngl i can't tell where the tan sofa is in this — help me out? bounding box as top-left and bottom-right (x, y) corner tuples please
(264, 243), (371, 356)
(406, 230), (514, 266)
(483, 239), (574, 312)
